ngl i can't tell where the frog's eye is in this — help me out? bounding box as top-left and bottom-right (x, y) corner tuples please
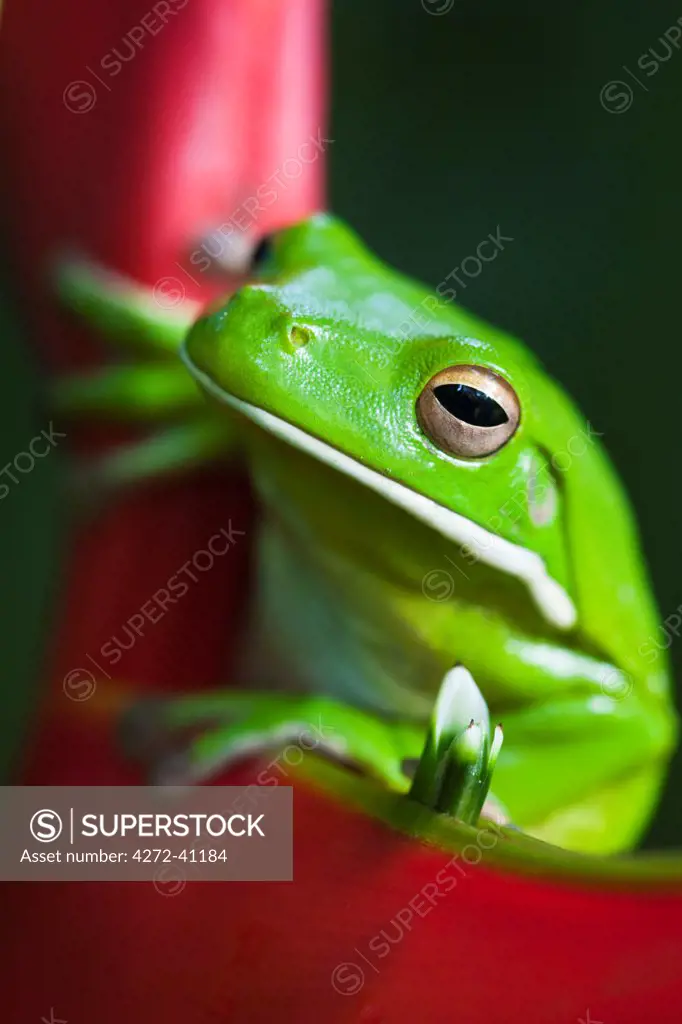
(250, 234), (274, 273)
(417, 365), (520, 458)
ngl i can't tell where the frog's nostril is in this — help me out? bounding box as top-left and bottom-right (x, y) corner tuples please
(287, 325), (313, 349)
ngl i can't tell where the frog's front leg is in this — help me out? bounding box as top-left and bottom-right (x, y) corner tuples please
(120, 666), (509, 831)
(121, 691), (425, 790)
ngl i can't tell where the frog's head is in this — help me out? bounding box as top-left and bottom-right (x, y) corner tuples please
(183, 214), (663, 685)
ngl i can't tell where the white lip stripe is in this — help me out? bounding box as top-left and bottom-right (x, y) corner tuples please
(184, 353), (577, 631)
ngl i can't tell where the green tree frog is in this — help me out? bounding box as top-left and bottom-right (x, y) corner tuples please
(55, 214), (677, 854)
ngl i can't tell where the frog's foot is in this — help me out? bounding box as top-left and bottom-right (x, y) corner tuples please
(53, 361), (203, 422)
(51, 256), (237, 487)
(64, 420), (231, 502)
(54, 366), (230, 493)
(53, 254), (198, 358)
(52, 254), (201, 425)
(120, 692), (425, 790)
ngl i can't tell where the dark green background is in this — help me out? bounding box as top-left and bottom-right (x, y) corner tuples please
(329, 0), (682, 848)
(2, 0), (681, 846)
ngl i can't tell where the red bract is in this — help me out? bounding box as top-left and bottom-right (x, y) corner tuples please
(4, 761), (682, 1024)
(1, 2), (681, 1023)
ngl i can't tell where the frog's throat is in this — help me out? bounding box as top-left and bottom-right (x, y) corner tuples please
(186, 360), (577, 632)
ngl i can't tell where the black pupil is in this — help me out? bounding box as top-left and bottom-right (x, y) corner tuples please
(251, 235), (273, 270)
(433, 383), (508, 428)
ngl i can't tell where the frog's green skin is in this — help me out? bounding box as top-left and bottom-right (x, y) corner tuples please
(55, 215), (677, 854)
